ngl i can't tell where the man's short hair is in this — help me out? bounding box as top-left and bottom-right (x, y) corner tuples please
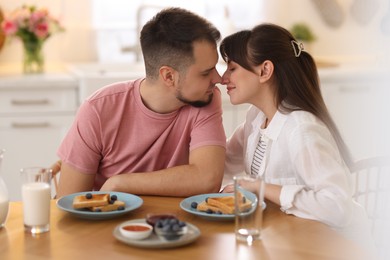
(140, 7), (221, 79)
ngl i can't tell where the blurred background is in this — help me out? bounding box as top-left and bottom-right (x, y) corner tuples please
(1, 0), (390, 64)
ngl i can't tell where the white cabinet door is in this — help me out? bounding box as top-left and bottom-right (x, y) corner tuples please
(222, 103), (249, 138)
(219, 85), (250, 138)
(0, 115), (74, 201)
(0, 88), (77, 114)
(321, 82), (390, 159)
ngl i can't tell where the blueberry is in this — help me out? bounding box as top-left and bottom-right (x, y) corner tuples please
(162, 225), (171, 232)
(206, 209), (213, 214)
(117, 206), (125, 210)
(190, 202), (198, 209)
(85, 193), (92, 199)
(216, 211), (222, 215)
(110, 194), (117, 201)
(109, 200), (115, 204)
(178, 221), (186, 227)
(94, 208), (101, 212)
(162, 219), (170, 226)
(169, 218), (178, 225)
(156, 220), (164, 228)
(172, 224), (181, 232)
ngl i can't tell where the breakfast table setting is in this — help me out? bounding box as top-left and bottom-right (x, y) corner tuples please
(0, 191), (372, 260)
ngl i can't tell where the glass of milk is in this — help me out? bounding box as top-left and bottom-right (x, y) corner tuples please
(20, 167), (52, 234)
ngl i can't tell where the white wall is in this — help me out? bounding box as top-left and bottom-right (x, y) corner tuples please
(262, 0), (390, 65)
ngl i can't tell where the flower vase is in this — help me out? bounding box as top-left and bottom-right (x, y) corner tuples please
(22, 40), (44, 74)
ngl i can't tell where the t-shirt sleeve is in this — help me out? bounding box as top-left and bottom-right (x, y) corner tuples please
(189, 88), (226, 151)
(57, 100), (102, 174)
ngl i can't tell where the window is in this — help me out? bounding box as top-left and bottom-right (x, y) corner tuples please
(91, 0), (263, 62)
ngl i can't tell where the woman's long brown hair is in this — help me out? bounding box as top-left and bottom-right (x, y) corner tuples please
(220, 23), (353, 168)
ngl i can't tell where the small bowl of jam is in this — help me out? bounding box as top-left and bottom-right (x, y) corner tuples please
(119, 223), (153, 240)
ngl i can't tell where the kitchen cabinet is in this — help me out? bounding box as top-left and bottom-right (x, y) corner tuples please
(219, 88), (250, 138)
(319, 66), (390, 160)
(0, 72), (78, 201)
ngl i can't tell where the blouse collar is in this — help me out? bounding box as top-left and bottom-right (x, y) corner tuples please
(251, 109), (289, 141)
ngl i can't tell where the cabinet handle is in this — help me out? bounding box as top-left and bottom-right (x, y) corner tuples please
(11, 99), (50, 106)
(11, 122), (51, 128)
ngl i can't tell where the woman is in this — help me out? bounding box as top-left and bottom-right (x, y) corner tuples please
(219, 23), (374, 253)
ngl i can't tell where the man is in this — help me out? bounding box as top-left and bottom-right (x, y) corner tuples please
(56, 8), (226, 198)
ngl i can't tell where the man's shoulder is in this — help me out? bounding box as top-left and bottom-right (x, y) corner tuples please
(87, 78), (142, 102)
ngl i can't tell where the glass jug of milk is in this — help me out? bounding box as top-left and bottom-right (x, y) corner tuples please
(0, 149), (9, 228)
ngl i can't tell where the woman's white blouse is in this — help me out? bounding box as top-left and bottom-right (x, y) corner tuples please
(224, 106), (374, 251)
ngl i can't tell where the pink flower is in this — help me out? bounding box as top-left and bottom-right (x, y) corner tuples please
(1, 20), (18, 35)
(33, 9), (49, 21)
(34, 22), (49, 39)
(2, 5), (64, 42)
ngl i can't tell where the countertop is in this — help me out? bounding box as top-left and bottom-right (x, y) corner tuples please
(0, 63), (78, 89)
(1, 61), (389, 89)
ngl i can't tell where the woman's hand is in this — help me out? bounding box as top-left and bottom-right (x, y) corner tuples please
(221, 180), (259, 194)
(220, 183), (234, 193)
(221, 181), (282, 206)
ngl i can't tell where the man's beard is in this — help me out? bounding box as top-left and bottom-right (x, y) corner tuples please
(176, 90), (214, 108)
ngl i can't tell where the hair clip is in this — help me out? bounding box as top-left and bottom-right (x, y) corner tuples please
(291, 40), (304, 57)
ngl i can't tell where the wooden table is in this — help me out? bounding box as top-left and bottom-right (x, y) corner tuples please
(0, 196), (371, 260)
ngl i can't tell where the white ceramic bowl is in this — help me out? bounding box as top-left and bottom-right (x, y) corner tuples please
(119, 223), (153, 240)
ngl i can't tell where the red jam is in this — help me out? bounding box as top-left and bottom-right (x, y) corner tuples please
(123, 225), (151, 232)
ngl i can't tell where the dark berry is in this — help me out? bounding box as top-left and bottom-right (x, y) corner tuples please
(190, 201), (198, 209)
(206, 209), (213, 214)
(162, 225), (171, 232)
(117, 206), (125, 211)
(178, 221), (186, 227)
(94, 208), (101, 212)
(109, 200), (115, 204)
(162, 219), (170, 226)
(172, 224), (181, 232)
(156, 220), (164, 228)
(85, 193), (92, 199)
(169, 218), (178, 225)
(110, 194), (117, 201)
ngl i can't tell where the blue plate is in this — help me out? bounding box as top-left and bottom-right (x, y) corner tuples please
(56, 191), (143, 220)
(180, 192), (265, 220)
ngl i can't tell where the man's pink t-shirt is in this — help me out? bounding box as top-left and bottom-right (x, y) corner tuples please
(57, 79), (226, 190)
